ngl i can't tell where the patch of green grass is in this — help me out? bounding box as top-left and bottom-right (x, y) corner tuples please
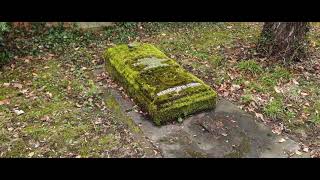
(0, 59), (140, 157)
(241, 93), (254, 104)
(105, 92), (142, 134)
(104, 22), (139, 44)
(158, 39), (191, 55)
(154, 22), (261, 59)
(263, 99), (297, 124)
(98, 134), (120, 148)
(309, 23), (320, 47)
(85, 80), (100, 97)
(215, 73), (230, 85)
(3, 139), (29, 157)
(259, 76), (276, 88)
(0, 87), (17, 101)
(311, 113), (320, 124)
(23, 125), (51, 140)
(263, 98), (284, 119)
(266, 66), (292, 85)
(20, 100), (72, 121)
(209, 54), (224, 67)
(286, 110), (297, 120)
(190, 50), (210, 60)
(237, 60), (263, 75)
(310, 101), (320, 124)
(272, 66), (291, 80)
(12, 25), (99, 56)
(71, 80), (85, 94)
(259, 66), (292, 88)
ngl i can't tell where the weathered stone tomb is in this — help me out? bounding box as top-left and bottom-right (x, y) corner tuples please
(104, 43), (217, 125)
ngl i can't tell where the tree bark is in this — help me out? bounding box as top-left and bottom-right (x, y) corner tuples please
(258, 22), (310, 62)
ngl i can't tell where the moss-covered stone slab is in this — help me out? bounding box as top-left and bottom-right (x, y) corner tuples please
(104, 43), (217, 125)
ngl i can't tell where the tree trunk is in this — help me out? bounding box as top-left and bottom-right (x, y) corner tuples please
(258, 22), (310, 62)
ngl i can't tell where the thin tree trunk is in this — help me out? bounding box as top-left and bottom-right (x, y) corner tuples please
(258, 22), (310, 62)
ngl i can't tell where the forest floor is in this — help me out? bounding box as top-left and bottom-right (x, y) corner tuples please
(0, 22), (320, 157)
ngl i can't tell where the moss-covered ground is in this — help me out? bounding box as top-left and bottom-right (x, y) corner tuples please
(0, 25), (159, 157)
(1, 22), (320, 157)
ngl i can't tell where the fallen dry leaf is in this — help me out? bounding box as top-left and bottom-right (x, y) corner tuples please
(46, 92), (53, 98)
(12, 83), (23, 89)
(295, 150), (302, 156)
(13, 109), (25, 115)
(278, 138), (286, 143)
(292, 79), (299, 85)
(255, 113), (264, 121)
(272, 125), (283, 135)
(3, 83), (10, 87)
(231, 84), (241, 91)
(274, 86), (281, 93)
(41, 115), (50, 122)
(28, 152), (35, 157)
(20, 89), (29, 94)
(94, 118), (102, 125)
(0, 99), (10, 105)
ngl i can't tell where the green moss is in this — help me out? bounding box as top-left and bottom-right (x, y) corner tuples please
(20, 100), (71, 121)
(0, 87), (18, 101)
(104, 43), (217, 125)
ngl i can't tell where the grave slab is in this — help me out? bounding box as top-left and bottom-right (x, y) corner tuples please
(104, 43), (217, 125)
